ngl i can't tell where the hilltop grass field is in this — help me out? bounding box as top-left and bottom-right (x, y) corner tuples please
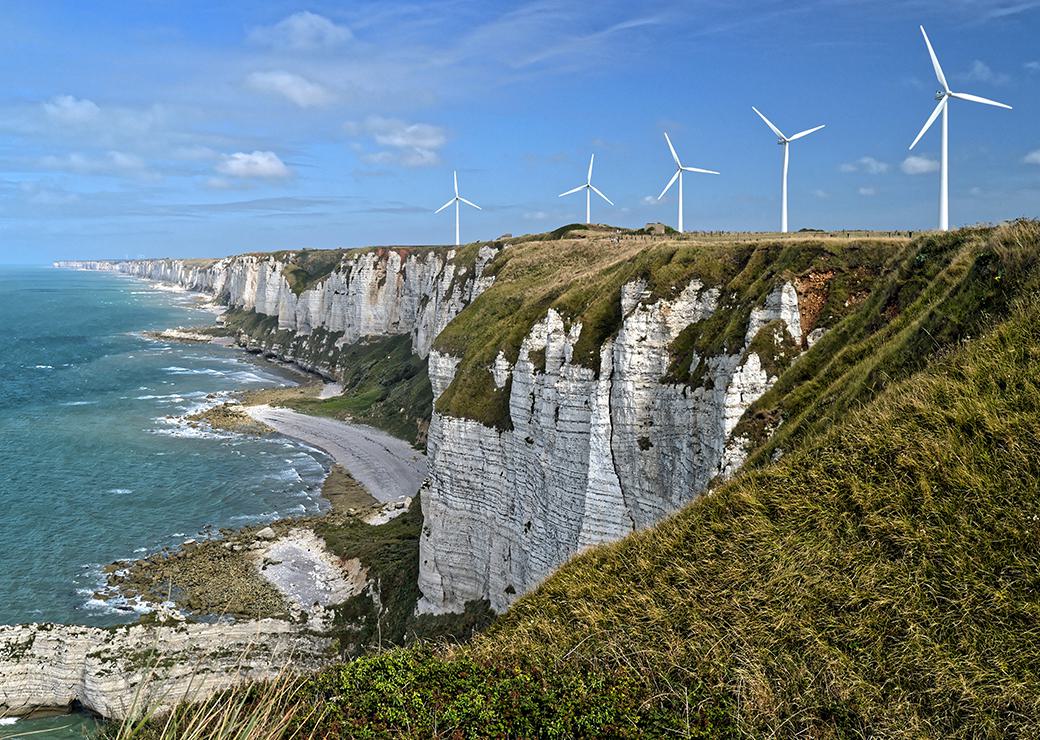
(108, 221), (1040, 738)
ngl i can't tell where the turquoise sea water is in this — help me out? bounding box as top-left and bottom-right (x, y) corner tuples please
(0, 266), (331, 627)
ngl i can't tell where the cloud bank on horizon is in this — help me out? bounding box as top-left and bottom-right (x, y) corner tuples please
(0, 0), (1037, 262)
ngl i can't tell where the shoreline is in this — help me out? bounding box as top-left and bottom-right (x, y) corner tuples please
(1, 274), (427, 722)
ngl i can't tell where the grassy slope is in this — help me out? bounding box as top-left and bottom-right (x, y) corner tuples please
(114, 223), (1040, 738)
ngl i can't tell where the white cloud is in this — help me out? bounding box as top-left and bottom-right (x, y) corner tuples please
(43, 95), (101, 125)
(813, 189), (829, 199)
(525, 210), (550, 220)
(1023, 149), (1040, 165)
(959, 60), (1009, 85)
(345, 116), (447, 168)
(1026, 61), (1040, 74)
(246, 71), (334, 108)
(641, 195), (657, 205)
(840, 156), (889, 174)
(249, 11), (351, 51)
(902, 155), (940, 175)
(40, 150), (151, 177)
(216, 151), (291, 179)
(858, 187), (876, 196)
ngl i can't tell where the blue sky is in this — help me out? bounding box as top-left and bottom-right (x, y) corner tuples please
(1, 0), (1038, 263)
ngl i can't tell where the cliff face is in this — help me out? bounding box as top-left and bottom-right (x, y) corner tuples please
(419, 280), (802, 614)
(0, 619), (331, 720)
(56, 244), (497, 360)
(58, 230), (895, 618)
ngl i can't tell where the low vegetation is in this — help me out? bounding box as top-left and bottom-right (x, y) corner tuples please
(110, 222), (1040, 737)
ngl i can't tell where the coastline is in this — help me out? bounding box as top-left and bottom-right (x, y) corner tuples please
(1, 271), (427, 722)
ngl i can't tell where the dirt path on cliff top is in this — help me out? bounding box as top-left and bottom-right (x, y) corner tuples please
(245, 405), (426, 503)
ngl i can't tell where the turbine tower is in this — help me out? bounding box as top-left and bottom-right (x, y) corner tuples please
(559, 154), (613, 224)
(435, 170), (481, 246)
(910, 25), (1012, 232)
(751, 107), (825, 233)
(657, 133), (719, 233)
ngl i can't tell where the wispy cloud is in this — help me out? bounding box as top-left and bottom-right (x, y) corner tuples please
(246, 71), (335, 108)
(215, 151), (291, 179)
(40, 150), (154, 179)
(902, 155), (940, 175)
(345, 116), (447, 168)
(841, 156), (890, 174)
(1025, 61), (1040, 74)
(1024, 150), (1040, 165)
(957, 60), (1010, 85)
(249, 11), (352, 51)
(858, 186), (877, 196)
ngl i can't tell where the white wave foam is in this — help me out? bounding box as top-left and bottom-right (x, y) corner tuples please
(108, 488), (133, 495)
(60, 400), (97, 406)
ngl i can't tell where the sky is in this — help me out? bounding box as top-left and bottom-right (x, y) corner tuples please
(0, 0), (1038, 263)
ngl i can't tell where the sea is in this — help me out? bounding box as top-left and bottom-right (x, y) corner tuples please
(0, 265), (332, 629)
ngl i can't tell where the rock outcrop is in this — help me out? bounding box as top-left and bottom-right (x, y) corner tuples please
(419, 280), (804, 614)
(0, 619), (332, 720)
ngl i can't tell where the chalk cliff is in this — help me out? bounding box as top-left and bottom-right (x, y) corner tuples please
(0, 619), (331, 720)
(59, 232), (874, 618)
(419, 279), (803, 613)
(56, 244), (497, 360)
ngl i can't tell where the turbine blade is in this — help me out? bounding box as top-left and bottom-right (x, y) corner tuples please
(787, 124), (826, 141)
(435, 197), (455, 214)
(558, 185), (586, 197)
(657, 170), (680, 199)
(909, 98), (945, 150)
(459, 197), (481, 210)
(920, 25), (949, 92)
(663, 132), (681, 166)
(590, 184), (613, 205)
(752, 106), (785, 139)
(453, 170), (458, 196)
(949, 91), (1012, 110)
(682, 166), (720, 175)
(587, 153), (595, 184)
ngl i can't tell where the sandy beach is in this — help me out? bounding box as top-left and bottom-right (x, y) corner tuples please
(245, 404), (426, 504)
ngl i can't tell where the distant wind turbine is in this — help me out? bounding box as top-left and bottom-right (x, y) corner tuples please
(558, 154), (613, 224)
(909, 25), (1012, 232)
(435, 170), (481, 246)
(751, 106), (825, 233)
(657, 133), (719, 233)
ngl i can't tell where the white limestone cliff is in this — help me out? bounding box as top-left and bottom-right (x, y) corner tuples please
(0, 619), (331, 720)
(55, 245), (497, 359)
(419, 280), (804, 614)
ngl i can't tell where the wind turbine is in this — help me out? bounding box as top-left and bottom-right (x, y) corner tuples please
(558, 154), (613, 224)
(751, 107), (825, 233)
(909, 25), (1012, 232)
(435, 170), (481, 246)
(657, 133), (719, 233)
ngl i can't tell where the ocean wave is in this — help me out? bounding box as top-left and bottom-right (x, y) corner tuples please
(60, 400), (97, 406)
(0, 717), (18, 726)
(108, 488), (133, 495)
(33, 364), (54, 369)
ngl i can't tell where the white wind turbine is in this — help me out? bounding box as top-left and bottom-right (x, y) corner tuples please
(558, 154), (613, 224)
(751, 107), (825, 233)
(435, 170), (481, 246)
(909, 25), (1012, 232)
(657, 133), (719, 233)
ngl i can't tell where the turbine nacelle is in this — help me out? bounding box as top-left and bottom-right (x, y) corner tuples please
(935, 90), (946, 101)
